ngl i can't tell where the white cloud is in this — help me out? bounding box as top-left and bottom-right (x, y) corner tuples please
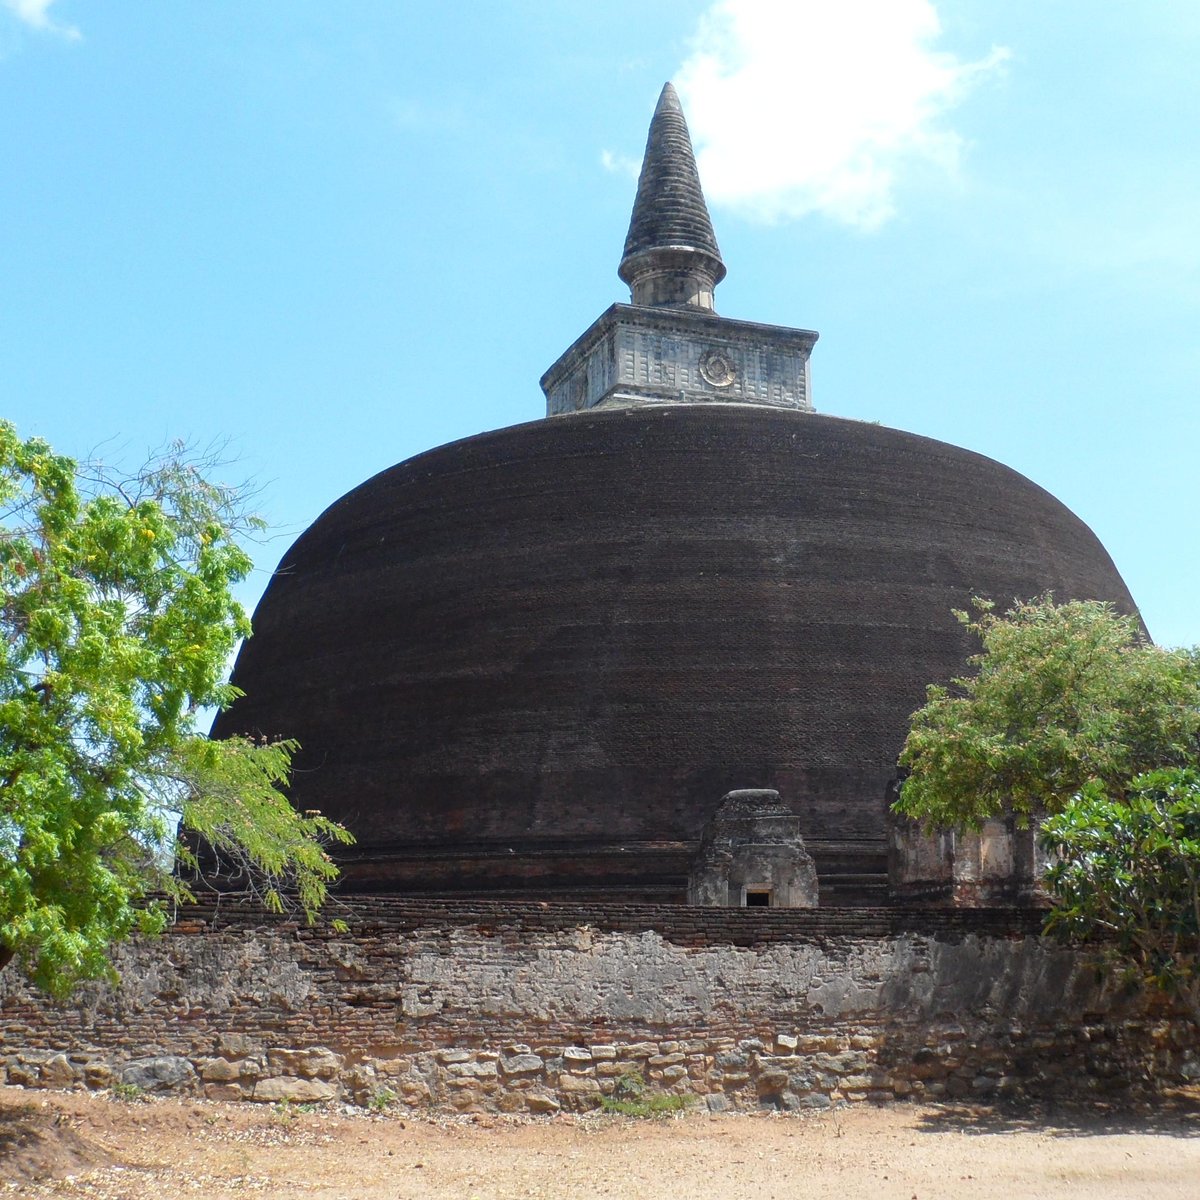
(600, 149), (640, 179)
(2, 0), (80, 40)
(676, 0), (1007, 230)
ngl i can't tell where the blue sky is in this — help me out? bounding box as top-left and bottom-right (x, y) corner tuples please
(4, 1), (1198, 647)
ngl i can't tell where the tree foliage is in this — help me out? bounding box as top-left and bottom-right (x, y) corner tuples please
(895, 595), (1200, 1025)
(0, 422), (351, 996)
(895, 595), (1200, 830)
(1041, 768), (1200, 1026)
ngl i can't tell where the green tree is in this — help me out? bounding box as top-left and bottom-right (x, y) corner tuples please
(895, 595), (1200, 830)
(1041, 768), (1200, 1027)
(0, 422), (351, 996)
(895, 596), (1200, 1025)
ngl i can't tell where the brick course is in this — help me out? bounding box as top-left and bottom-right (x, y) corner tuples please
(2, 898), (1195, 1112)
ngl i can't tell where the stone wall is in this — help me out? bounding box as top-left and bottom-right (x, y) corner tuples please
(1, 899), (1195, 1112)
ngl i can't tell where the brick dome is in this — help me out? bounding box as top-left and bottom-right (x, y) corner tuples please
(213, 405), (1137, 901)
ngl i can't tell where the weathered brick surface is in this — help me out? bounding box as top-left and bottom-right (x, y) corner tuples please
(212, 406), (1137, 901)
(1, 899), (1194, 1112)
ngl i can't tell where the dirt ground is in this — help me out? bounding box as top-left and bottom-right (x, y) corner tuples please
(2, 1085), (1199, 1200)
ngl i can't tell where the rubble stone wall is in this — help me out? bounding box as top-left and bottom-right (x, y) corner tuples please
(1, 899), (1194, 1113)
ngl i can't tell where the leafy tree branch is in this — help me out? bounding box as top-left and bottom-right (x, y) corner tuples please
(0, 421), (351, 996)
(895, 595), (1200, 829)
(895, 594), (1200, 1028)
(1041, 769), (1200, 1027)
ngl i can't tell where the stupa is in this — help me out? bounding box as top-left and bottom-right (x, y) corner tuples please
(213, 84), (1137, 903)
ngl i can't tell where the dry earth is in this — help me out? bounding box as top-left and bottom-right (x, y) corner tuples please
(2, 1085), (1199, 1200)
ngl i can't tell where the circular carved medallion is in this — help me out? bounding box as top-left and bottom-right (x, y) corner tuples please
(699, 349), (737, 388)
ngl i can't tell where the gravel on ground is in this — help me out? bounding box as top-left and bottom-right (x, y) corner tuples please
(3, 1084), (1199, 1200)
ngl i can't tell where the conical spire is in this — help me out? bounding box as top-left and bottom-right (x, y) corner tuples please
(618, 82), (726, 311)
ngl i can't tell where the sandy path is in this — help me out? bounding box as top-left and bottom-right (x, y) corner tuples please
(3, 1086), (1199, 1199)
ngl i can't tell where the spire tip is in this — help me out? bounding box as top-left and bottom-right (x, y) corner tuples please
(617, 83), (725, 310)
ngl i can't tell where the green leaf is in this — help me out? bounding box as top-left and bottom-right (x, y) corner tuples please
(0, 422), (351, 995)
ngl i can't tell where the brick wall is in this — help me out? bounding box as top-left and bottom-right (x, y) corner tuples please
(1, 899), (1194, 1112)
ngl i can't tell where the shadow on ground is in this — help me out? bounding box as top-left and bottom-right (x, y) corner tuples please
(913, 1088), (1200, 1138)
(0, 1099), (112, 1183)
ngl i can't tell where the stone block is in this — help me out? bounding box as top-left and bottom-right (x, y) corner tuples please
(558, 1074), (601, 1095)
(776, 1033), (799, 1053)
(500, 1053), (544, 1076)
(715, 1051), (748, 1070)
(797, 1036), (842, 1054)
(253, 1076), (336, 1103)
(121, 1056), (195, 1094)
(262, 1046), (338, 1084)
(497, 1089), (530, 1113)
(200, 1057), (240, 1083)
(41, 1054), (77, 1087)
(7, 1062), (38, 1087)
(813, 1052), (866, 1074)
(342, 1064), (379, 1105)
(215, 1033), (251, 1058)
(618, 1042), (658, 1059)
(525, 1090), (561, 1113)
(558, 1074), (601, 1109)
(840, 1074), (876, 1091)
(84, 1062), (114, 1089)
(447, 1060), (497, 1078)
(446, 1076), (489, 1090)
(239, 1057), (265, 1081)
(757, 1055), (799, 1070)
(399, 1079), (432, 1104)
(591, 1045), (617, 1060)
(449, 1086), (485, 1110)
